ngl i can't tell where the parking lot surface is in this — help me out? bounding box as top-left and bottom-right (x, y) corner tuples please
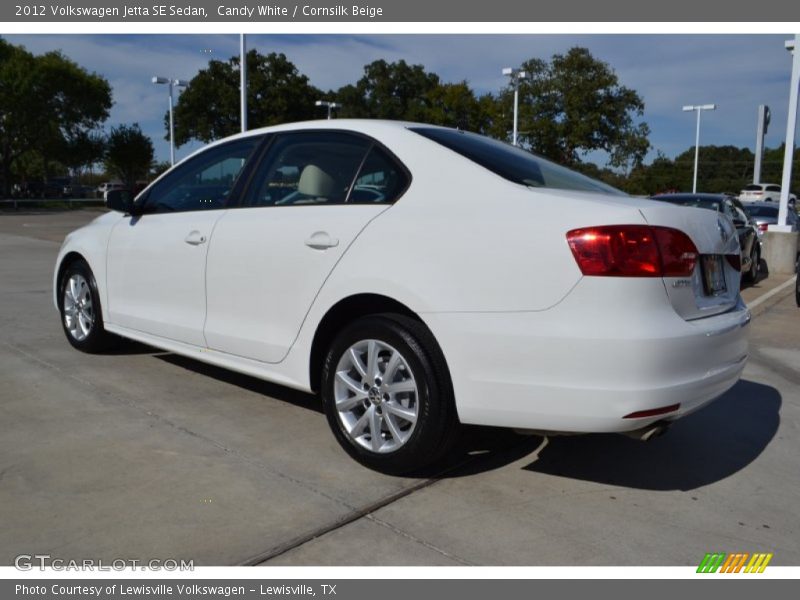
(0, 210), (798, 566)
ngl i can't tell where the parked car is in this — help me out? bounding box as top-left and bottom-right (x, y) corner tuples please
(54, 120), (749, 473)
(742, 201), (799, 233)
(651, 193), (761, 283)
(796, 259), (799, 307)
(12, 177), (71, 199)
(739, 183), (797, 205)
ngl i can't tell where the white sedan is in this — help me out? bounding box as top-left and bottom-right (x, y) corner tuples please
(54, 120), (750, 473)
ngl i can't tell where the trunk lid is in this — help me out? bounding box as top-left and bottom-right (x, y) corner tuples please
(638, 203), (742, 320)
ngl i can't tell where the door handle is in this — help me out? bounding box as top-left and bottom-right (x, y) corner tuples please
(304, 231), (339, 250)
(185, 231), (207, 246)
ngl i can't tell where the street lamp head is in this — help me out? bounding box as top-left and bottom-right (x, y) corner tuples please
(174, 79), (190, 87)
(683, 104), (717, 112)
(315, 100), (326, 107)
(502, 67), (513, 76)
(517, 71), (528, 80)
(152, 76), (170, 85)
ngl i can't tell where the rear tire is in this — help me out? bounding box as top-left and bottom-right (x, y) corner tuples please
(320, 314), (459, 474)
(58, 259), (116, 353)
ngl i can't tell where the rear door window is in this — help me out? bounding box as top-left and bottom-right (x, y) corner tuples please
(245, 132), (371, 207)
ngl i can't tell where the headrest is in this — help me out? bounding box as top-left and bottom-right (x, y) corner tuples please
(297, 164), (336, 198)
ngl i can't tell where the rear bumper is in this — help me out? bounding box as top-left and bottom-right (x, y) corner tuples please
(423, 277), (750, 433)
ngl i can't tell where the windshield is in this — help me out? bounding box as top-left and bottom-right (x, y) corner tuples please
(410, 127), (625, 196)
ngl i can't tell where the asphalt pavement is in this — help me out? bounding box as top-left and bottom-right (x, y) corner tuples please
(0, 209), (797, 566)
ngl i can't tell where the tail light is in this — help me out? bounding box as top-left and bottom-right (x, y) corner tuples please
(566, 225), (698, 277)
(758, 223), (768, 233)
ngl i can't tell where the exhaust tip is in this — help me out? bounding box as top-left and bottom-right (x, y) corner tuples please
(622, 422), (671, 442)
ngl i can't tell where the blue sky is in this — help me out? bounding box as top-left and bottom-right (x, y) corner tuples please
(4, 34), (797, 165)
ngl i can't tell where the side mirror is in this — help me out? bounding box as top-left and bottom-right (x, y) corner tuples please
(105, 189), (134, 214)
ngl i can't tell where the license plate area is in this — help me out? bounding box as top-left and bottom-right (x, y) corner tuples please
(702, 255), (727, 296)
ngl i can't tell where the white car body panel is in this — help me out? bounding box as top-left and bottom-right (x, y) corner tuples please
(204, 204), (388, 363)
(106, 211), (224, 346)
(55, 119), (750, 436)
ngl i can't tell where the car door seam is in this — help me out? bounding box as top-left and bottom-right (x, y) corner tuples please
(273, 205), (393, 364)
(201, 209), (230, 348)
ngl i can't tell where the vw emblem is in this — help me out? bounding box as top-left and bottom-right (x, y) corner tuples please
(717, 218), (730, 243)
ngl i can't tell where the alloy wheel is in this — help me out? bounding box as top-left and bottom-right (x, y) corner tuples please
(63, 274), (94, 341)
(333, 339), (419, 453)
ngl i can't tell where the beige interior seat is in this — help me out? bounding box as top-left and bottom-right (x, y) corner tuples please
(297, 164), (337, 202)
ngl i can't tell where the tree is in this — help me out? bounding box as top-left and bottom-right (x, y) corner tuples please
(104, 124), (154, 190)
(424, 82), (495, 133)
(0, 38), (112, 195)
(171, 51), (322, 146)
(61, 130), (106, 181)
(336, 59), (440, 121)
(672, 145), (754, 194)
(501, 47), (650, 170)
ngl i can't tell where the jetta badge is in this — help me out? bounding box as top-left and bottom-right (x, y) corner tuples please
(717, 218), (730, 243)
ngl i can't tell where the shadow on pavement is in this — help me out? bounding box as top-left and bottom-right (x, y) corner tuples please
(155, 352), (324, 415)
(521, 379), (781, 491)
(110, 341), (780, 484)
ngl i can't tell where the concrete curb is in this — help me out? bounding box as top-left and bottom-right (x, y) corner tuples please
(747, 275), (797, 318)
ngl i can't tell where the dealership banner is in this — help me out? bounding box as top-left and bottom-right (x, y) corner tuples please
(3, 0), (800, 22)
(4, 579), (800, 599)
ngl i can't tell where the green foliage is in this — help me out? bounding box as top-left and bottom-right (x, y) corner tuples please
(622, 145), (800, 196)
(0, 37), (111, 194)
(337, 61), (494, 133)
(504, 47), (650, 170)
(104, 124), (154, 190)
(171, 51), (323, 145)
(336, 59), (439, 121)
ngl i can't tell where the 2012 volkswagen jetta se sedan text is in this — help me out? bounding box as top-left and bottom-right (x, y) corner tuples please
(54, 120), (750, 473)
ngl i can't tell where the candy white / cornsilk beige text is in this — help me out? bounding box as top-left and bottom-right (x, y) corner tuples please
(218, 5), (286, 18)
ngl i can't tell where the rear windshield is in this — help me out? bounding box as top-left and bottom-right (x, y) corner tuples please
(410, 127), (625, 196)
(743, 205), (778, 217)
(743, 184), (763, 191)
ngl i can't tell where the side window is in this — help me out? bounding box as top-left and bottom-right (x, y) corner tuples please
(141, 137), (261, 214)
(245, 132), (370, 207)
(349, 146), (409, 204)
(766, 185), (781, 192)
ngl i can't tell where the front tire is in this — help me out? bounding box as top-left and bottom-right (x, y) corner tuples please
(320, 314), (459, 474)
(58, 259), (115, 353)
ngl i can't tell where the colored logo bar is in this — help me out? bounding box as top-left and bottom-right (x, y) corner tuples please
(697, 552), (773, 573)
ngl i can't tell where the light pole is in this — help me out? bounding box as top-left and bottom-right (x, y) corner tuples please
(315, 100), (342, 119)
(682, 104), (716, 193)
(775, 34), (800, 232)
(152, 76), (189, 165)
(502, 67), (527, 146)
